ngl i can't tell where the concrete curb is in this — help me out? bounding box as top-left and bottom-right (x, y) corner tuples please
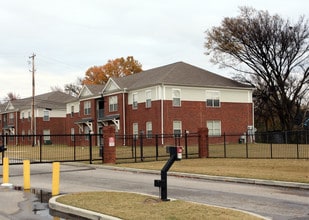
(49, 195), (121, 220)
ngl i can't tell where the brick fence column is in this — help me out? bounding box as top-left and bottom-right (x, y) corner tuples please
(103, 126), (116, 164)
(198, 127), (209, 158)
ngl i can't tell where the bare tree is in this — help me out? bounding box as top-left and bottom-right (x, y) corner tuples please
(205, 7), (309, 131)
(4, 92), (20, 102)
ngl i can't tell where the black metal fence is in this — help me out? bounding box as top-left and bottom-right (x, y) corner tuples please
(1, 130), (308, 165)
(209, 130), (309, 159)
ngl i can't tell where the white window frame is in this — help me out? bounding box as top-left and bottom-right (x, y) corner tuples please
(71, 105), (74, 117)
(206, 91), (220, 107)
(207, 120), (221, 136)
(146, 121), (152, 138)
(172, 89), (181, 107)
(109, 96), (118, 112)
(145, 90), (152, 108)
(132, 93), (138, 109)
(9, 112), (14, 123)
(43, 110), (50, 121)
(43, 129), (50, 141)
(133, 123), (138, 139)
(71, 128), (75, 141)
(173, 120), (182, 137)
(84, 101), (91, 115)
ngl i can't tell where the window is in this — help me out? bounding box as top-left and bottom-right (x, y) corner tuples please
(109, 96), (118, 112)
(9, 113), (14, 123)
(84, 101), (91, 115)
(146, 121), (152, 138)
(21, 112), (25, 120)
(28, 111), (31, 121)
(28, 130), (31, 140)
(43, 110), (50, 121)
(207, 120), (221, 136)
(71, 128), (75, 141)
(71, 106), (74, 117)
(173, 121), (182, 137)
(84, 126), (90, 140)
(133, 123), (138, 139)
(43, 129), (50, 142)
(132, 93), (138, 109)
(206, 91), (220, 107)
(172, 89), (181, 107)
(145, 90), (152, 108)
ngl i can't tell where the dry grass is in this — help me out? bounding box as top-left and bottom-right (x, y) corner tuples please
(112, 158), (309, 183)
(56, 191), (263, 220)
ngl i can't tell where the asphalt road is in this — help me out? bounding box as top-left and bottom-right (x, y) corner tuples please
(3, 163), (309, 220)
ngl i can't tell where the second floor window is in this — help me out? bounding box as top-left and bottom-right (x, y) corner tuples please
(109, 96), (118, 112)
(172, 89), (181, 107)
(71, 106), (74, 117)
(145, 90), (151, 108)
(9, 113), (14, 123)
(84, 101), (91, 115)
(43, 110), (50, 121)
(206, 91), (220, 107)
(132, 93), (138, 109)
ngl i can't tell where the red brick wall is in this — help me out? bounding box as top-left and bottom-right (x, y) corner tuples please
(125, 100), (252, 136)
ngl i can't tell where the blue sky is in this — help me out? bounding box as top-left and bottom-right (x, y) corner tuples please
(0, 0), (308, 100)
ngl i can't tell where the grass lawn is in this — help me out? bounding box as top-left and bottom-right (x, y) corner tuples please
(56, 191), (264, 220)
(111, 158), (309, 183)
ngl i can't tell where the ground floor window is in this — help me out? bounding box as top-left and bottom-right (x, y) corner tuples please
(173, 120), (182, 137)
(207, 120), (221, 136)
(146, 121), (152, 138)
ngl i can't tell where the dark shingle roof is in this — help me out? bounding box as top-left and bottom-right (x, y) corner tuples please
(2, 91), (76, 112)
(85, 84), (105, 96)
(111, 62), (252, 90)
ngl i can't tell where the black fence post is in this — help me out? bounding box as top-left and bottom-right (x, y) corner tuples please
(73, 134), (76, 161)
(89, 132), (92, 164)
(296, 131), (299, 159)
(246, 132), (249, 158)
(134, 135), (137, 162)
(140, 131), (144, 162)
(184, 130), (188, 159)
(223, 132), (226, 158)
(39, 135), (43, 163)
(270, 142), (273, 159)
(155, 134), (159, 161)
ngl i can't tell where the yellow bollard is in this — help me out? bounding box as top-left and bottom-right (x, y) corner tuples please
(23, 160), (31, 190)
(52, 162), (60, 196)
(2, 157), (9, 184)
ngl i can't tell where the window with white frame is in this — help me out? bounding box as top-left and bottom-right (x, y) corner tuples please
(84, 101), (91, 115)
(71, 106), (74, 117)
(43, 129), (50, 141)
(21, 112), (24, 120)
(146, 121), (152, 138)
(133, 123), (138, 139)
(28, 111), (31, 121)
(207, 120), (221, 136)
(206, 91), (220, 107)
(132, 93), (138, 109)
(173, 120), (182, 137)
(145, 90), (152, 108)
(9, 113), (14, 123)
(84, 126), (90, 140)
(109, 96), (118, 112)
(71, 128), (75, 141)
(172, 89), (181, 107)
(43, 110), (50, 121)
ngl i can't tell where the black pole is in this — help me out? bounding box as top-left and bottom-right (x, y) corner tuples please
(89, 132), (92, 164)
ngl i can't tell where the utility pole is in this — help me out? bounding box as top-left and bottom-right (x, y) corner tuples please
(29, 53), (36, 146)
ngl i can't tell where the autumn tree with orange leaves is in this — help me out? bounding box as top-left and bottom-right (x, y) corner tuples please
(82, 56), (143, 85)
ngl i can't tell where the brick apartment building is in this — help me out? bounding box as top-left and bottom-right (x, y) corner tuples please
(0, 91), (76, 145)
(66, 61), (254, 146)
